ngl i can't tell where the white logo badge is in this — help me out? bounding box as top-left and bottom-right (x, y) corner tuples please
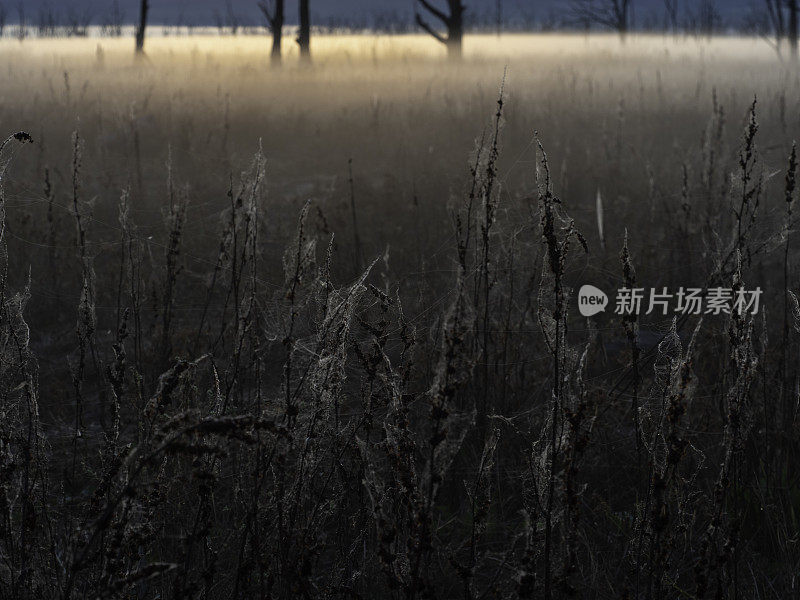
(578, 285), (608, 317)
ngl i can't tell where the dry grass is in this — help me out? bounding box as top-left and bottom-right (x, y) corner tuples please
(0, 32), (798, 599)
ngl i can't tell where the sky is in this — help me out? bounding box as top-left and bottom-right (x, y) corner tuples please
(16, 1), (760, 28)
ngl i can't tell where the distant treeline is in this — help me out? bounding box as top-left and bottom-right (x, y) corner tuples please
(0, 0), (792, 39)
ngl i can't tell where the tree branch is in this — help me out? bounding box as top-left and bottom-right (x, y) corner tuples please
(418, 0), (450, 25)
(257, 1), (276, 28)
(569, 1), (623, 30)
(764, 0), (782, 32)
(415, 13), (448, 43)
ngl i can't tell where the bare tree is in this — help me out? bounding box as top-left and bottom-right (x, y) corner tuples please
(226, 0), (239, 34)
(662, 0), (679, 33)
(16, 1), (26, 40)
(765, 0), (786, 48)
(112, 0), (123, 36)
(415, 0), (465, 59)
(176, 8), (186, 34)
(762, 0), (799, 59)
(213, 1), (240, 35)
(66, 6), (93, 37)
(789, 0), (799, 58)
(298, 0), (310, 61)
(212, 9), (225, 34)
(692, 0), (719, 37)
(36, 5), (57, 37)
(569, 0), (632, 41)
(258, 1), (284, 64)
(100, 0), (123, 37)
(135, 0), (149, 54)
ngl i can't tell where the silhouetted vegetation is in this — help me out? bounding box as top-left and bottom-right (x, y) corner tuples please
(0, 29), (798, 600)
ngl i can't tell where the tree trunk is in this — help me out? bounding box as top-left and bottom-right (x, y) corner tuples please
(298, 0), (311, 62)
(135, 0), (148, 54)
(447, 28), (463, 58)
(790, 0), (799, 61)
(447, 1), (464, 59)
(618, 0), (629, 43)
(272, 0), (284, 65)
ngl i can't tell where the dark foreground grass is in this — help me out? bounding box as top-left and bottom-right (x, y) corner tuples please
(0, 35), (799, 599)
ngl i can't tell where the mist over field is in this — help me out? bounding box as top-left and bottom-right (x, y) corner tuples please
(0, 12), (799, 600)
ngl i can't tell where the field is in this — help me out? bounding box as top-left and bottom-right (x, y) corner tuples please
(0, 33), (798, 598)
